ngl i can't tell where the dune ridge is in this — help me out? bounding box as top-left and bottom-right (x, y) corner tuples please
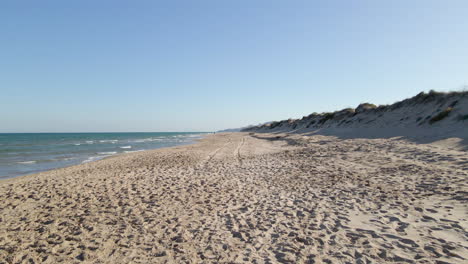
(243, 91), (468, 144)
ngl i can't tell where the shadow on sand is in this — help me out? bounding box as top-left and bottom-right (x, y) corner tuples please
(249, 127), (468, 151)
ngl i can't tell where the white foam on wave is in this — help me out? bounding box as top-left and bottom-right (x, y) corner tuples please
(74, 143), (81, 146)
(120, 146), (132, 149)
(172, 134), (202, 139)
(132, 138), (150, 143)
(97, 151), (117, 155)
(124, 150), (144, 153)
(17, 160), (37, 164)
(128, 134), (202, 144)
(99, 140), (118, 143)
(86, 141), (94, 144)
(81, 156), (101, 164)
(59, 157), (75, 161)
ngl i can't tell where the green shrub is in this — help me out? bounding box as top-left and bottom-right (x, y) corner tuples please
(306, 120), (316, 128)
(269, 122), (280, 129)
(429, 107), (453, 124)
(318, 113), (335, 124)
(449, 100), (459, 107)
(458, 114), (468, 121)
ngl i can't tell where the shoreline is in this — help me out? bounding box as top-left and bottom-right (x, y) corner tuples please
(0, 133), (208, 182)
(1, 132), (467, 263)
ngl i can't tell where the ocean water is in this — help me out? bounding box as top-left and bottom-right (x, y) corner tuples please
(0, 132), (207, 179)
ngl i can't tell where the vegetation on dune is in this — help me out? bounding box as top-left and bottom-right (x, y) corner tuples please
(429, 107), (453, 124)
(318, 113), (335, 124)
(449, 100), (459, 107)
(269, 121), (281, 129)
(306, 120), (316, 128)
(458, 114), (468, 121)
(359, 103), (377, 108)
(243, 90), (468, 132)
(355, 103), (377, 113)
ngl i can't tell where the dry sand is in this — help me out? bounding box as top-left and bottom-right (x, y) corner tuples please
(0, 132), (467, 263)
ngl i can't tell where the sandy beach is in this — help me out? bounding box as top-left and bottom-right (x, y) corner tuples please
(0, 132), (467, 263)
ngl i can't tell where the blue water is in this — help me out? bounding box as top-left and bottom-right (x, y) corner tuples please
(0, 132), (207, 179)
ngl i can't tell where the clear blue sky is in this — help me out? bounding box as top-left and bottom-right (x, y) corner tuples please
(1, 0), (467, 132)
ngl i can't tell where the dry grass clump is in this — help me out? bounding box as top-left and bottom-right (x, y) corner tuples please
(429, 107), (453, 124)
(361, 103), (377, 108)
(356, 103), (377, 113)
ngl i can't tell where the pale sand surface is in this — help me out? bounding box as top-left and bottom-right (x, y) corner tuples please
(1, 132), (467, 263)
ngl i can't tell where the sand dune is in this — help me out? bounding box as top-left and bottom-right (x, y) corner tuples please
(0, 132), (467, 263)
(243, 91), (468, 149)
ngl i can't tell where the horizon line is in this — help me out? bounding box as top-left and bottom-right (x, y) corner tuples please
(0, 131), (212, 134)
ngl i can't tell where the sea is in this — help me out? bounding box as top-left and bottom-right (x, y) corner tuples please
(0, 132), (207, 179)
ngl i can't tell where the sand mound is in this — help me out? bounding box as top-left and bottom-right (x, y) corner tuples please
(243, 91), (468, 148)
